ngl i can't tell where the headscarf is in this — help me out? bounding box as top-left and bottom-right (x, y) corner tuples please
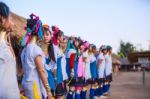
(21, 13), (43, 47)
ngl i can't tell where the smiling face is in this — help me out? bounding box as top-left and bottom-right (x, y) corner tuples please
(43, 29), (51, 43)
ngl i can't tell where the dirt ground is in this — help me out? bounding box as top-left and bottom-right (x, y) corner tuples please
(109, 71), (150, 99)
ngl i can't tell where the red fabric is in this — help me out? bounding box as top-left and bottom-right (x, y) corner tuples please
(52, 36), (58, 45)
(69, 53), (76, 69)
(75, 86), (82, 91)
(52, 26), (59, 45)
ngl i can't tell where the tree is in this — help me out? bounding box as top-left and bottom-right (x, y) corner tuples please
(118, 40), (136, 58)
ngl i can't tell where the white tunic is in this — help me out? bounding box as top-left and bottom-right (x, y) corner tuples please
(21, 43), (47, 99)
(83, 52), (91, 80)
(60, 51), (68, 81)
(97, 53), (106, 78)
(0, 41), (20, 99)
(89, 53), (96, 63)
(105, 54), (112, 76)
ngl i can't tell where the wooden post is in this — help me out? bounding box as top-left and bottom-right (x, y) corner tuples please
(142, 67), (145, 85)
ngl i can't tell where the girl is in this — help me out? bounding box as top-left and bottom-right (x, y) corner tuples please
(42, 24), (57, 97)
(97, 45), (107, 98)
(42, 25), (65, 98)
(66, 37), (79, 99)
(55, 37), (68, 99)
(79, 41), (91, 99)
(0, 2), (20, 99)
(103, 45), (113, 95)
(88, 44), (98, 99)
(21, 14), (52, 99)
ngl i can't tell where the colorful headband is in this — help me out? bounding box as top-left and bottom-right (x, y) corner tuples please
(84, 42), (90, 49)
(21, 13), (43, 47)
(43, 24), (49, 29)
(80, 42), (89, 52)
(43, 24), (51, 33)
(52, 25), (59, 35)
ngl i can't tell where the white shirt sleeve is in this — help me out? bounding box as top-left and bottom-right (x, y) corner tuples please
(32, 45), (43, 59)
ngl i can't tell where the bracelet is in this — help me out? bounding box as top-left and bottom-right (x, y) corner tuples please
(45, 84), (51, 93)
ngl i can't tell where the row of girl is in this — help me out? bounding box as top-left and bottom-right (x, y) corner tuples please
(0, 2), (112, 99)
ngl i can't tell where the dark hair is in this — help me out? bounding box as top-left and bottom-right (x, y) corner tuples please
(0, 2), (10, 18)
(43, 27), (51, 35)
(48, 40), (56, 63)
(26, 18), (38, 36)
(0, 2), (10, 28)
(92, 45), (96, 50)
(73, 37), (79, 49)
(43, 26), (55, 62)
(78, 39), (84, 47)
(84, 47), (89, 52)
(55, 30), (63, 39)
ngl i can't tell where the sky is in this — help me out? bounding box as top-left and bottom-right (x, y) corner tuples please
(2, 0), (150, 53)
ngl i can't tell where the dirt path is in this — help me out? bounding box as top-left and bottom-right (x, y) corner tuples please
(110, 72), (150, 99)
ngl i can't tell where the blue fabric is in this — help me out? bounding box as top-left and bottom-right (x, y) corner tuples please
(74, 60), (78, 78)
(107, 84), (110, 93)
(56, 57), (63, 84)
(45, 58), (50, 64)
(89, 89), (95, 99)
(81, 91), (86, 99)
(90, 61), (98, 79)
(67, 91), (74, 99)
(103, 84), (108, 93)
(95, 88), (98, 96)
(47, 70), (55, 90)
(66, 58), (70, 78)
(97, 87), (103, 96)
(37, 20), (43, 39)
(75, 92), (80, 99)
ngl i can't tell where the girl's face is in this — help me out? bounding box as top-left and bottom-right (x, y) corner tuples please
(75, 40), (79, 48)
(60, 40), (67, 50)
(80, 45), (84, 53)
(43, 30), (51, 43)
(108, 49), (112, 54)
(88, 46), (92, 52)
(102, 49), (107, 55)
(0, 14), (12, 30)
(92, 48), (96, 54)
(58, 35), (64, 43)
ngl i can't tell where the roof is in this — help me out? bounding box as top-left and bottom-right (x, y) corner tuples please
(127, 51), (150, 63)
(112, 58), (121, 65)
(119, 58), (130, 65)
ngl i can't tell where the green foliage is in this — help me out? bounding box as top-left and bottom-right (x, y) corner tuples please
(118, 40), (136, 57)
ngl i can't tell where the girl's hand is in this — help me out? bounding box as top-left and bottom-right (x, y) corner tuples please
(47, 92), (53, 99)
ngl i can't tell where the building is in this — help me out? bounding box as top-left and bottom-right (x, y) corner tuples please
(127, 51), (150, 71)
